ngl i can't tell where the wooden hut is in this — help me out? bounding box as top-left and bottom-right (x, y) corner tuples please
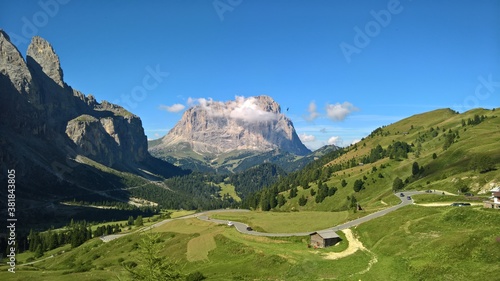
(310, 230), (341, 248)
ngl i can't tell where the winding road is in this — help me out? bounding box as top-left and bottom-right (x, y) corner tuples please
(101, 190), (429, 242)
(196, 191), (426, 237)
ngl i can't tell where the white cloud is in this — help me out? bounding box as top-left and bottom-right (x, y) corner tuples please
(299, 133), (316, 142)
(304, 101), (320, 121)
(327, 136), (343, 146)
(159, 103), (185, 113)
(228, 96), (278, 122)
(326, 102), (358, 121)
(186, 96), (279, 123)
(351, 139), (361, 145)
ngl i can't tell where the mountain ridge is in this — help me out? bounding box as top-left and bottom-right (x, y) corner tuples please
(0, 30), (187, 225)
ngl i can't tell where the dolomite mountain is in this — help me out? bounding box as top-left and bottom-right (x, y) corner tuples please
(0, 30), (184, 217)
(152, 96), (310, 155)
(149, 96), (311, 172)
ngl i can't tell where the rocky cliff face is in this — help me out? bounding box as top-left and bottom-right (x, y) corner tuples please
(150, 95), (310, 156)
(0, 29), (182, 203)
(0, 31), (150, 168)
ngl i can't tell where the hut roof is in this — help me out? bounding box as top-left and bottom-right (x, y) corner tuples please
(310, 230), (339, 239)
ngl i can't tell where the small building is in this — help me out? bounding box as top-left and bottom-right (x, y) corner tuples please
(310, 230), (341, 248)
(484, 187), (500, 209)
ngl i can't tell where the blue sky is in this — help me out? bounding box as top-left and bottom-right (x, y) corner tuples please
(2, 0), (499, 150)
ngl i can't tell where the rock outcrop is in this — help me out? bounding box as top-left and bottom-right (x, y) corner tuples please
(27, 36), (64, 87)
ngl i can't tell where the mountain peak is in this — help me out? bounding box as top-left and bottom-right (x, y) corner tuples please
(27, 35), (64, 87)
(150, 95), (310, 158)
(0, 29), (34, 96)
(0, 29), (10, 41)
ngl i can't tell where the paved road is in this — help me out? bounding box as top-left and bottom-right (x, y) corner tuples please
(101, 190), (435, 241)
(100, 209), (250, 242)
(197, 191), (427, 237)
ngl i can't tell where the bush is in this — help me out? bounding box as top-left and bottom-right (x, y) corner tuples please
(123, 261), (137, 268)
(393, 177), (404, 191)
(186, 271), (206, 281)
(353, 179), (365, 192)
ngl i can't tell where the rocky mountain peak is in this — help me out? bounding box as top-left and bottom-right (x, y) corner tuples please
(0, 29), (33, 95)
(150, 95), (310, 157)
(1, 30), (154, 169)
(27, 36), (64, 87)
(0, 29), (10, 41)
(252, 95), (281, 114)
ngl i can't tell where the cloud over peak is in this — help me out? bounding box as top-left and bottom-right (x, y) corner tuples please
(327, 136), (343, 146)
(299, 133), (316, 142)
(186, 96), (280, 123)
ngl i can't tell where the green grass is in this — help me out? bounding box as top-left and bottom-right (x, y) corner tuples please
(354, 205), (500, 280)
(412, 193), (488, 204)
(217, 182), (241, 202)
(2, 205), (499, 280)
(167, 209), (196, 218)
(211, 210), (349, 232)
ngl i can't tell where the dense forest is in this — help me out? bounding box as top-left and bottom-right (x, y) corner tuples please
(229, 163), (287, 199)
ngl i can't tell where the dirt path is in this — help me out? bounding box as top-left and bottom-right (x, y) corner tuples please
(323, 229), (365, 260)
(322, 229), (378, 275)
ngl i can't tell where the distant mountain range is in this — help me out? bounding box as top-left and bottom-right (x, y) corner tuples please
(148, 95), (339, 173)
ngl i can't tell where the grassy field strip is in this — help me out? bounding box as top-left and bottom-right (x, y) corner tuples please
(153, 218), (214, 234)
(416, 202), (484, 207)
(154, 218), (225, 262)
(217, 182), (241, 202)
(211, 211), (349, 233)
(169, 210), (197, 218)
(187, 233), (218, 262)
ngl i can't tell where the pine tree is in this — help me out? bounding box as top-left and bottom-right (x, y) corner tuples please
(124, 232), (183, 280)
(277, 194), (286, 207)
(135, 216), (144, 227)
(412, 162), (420, 176)
(298, 195), (307, 206)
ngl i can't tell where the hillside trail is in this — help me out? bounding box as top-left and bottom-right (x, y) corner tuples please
(322, 229), (378, 275)
(322, 229), (365, 260)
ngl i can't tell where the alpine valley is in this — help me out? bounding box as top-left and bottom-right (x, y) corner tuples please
(1, 30), (499, 281)
(0, 31), (335, 228)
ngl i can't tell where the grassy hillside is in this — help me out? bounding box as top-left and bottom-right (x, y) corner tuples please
(246, 108), (499, 213)
(3, 204), (499, 280)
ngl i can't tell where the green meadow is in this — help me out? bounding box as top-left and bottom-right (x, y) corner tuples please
(2, 203), (499, 280)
